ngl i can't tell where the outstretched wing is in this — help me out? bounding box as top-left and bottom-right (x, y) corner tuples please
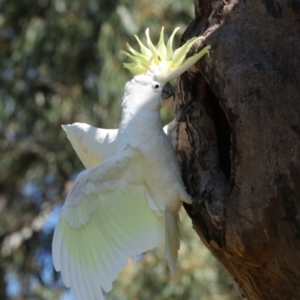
(62, 123), (118, 168)
(52, 147), (164, 300)
(63, 121), (178, 170)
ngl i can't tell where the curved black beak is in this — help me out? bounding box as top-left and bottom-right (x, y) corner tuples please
(161, 82), (175, 100)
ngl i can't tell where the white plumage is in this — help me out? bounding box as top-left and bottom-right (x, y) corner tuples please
(52, 27), (210, 300)
(61, 117), (179, 169)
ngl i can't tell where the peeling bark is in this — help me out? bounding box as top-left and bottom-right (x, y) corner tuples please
(176, 1), (300, 299)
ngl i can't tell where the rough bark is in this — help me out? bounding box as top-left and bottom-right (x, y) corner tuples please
(176, 1), (300, 299)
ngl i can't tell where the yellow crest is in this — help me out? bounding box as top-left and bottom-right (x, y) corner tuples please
(122, 27), (211, 82)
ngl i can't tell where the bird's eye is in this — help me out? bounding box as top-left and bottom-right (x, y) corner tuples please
(152, 82), (160, 90)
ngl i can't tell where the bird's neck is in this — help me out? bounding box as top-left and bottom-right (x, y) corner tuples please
(119, 105), (162, 132)
(118, 94), (163, 142)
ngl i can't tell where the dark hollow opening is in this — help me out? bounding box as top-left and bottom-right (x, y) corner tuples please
(206, 86), (232, 181)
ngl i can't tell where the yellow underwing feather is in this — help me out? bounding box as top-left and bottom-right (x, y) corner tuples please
(52, 185), (165, 299)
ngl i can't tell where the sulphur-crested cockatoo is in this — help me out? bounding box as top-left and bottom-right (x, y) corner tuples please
(52, 27), (210, 300)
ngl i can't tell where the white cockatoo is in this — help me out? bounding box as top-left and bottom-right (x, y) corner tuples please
(52, 27), (210, 300)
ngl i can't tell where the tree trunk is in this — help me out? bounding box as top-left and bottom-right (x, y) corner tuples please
(176, 1), (300, 299)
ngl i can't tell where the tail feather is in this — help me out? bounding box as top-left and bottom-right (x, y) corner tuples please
(164, 211), (180, 274)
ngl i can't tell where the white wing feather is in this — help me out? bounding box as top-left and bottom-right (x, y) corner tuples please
(162, 119), (178, 149)
(62, 120), (178, 169)
(52, 147), (165, 300)
(62, 123), (118, 168)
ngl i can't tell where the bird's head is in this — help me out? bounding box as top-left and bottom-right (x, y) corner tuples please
(122, 27), (211, 85)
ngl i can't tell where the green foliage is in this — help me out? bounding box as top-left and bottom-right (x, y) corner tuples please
(0, 0), (239, 299)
